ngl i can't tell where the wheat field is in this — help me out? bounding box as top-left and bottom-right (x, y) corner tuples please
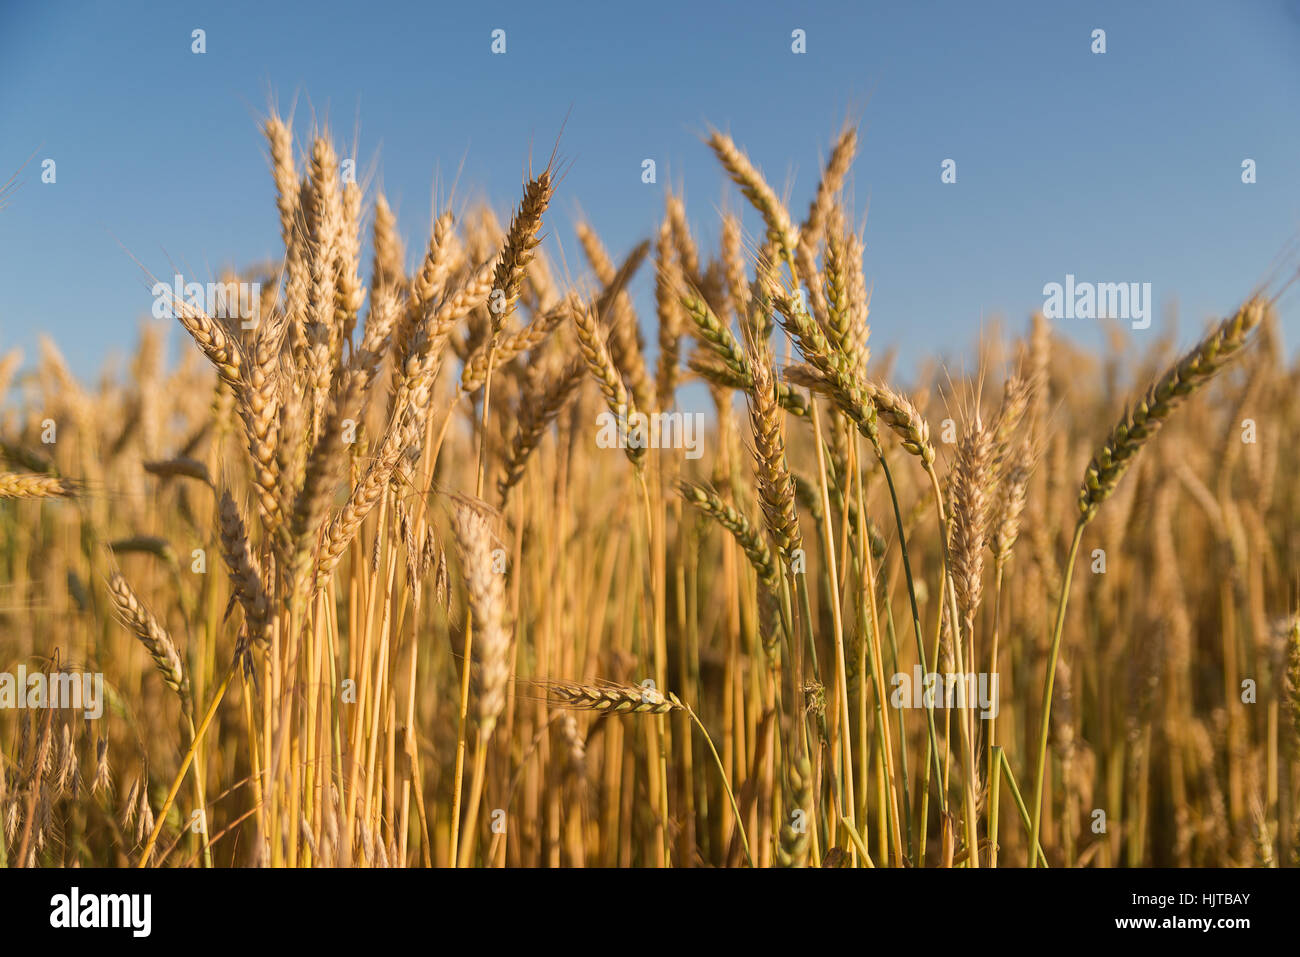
(0, 115), (1296, 869)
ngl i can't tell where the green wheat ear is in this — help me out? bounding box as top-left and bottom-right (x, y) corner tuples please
(1078, 297), (1267, 523)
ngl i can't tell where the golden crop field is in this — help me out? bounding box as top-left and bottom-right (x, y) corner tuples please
(0, 116), (1296, 870)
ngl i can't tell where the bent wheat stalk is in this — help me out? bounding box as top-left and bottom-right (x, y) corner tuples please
(546, 682), (752, 866)
(1028, 296), (1268, 866)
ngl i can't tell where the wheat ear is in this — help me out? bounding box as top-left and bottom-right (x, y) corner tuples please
(1078, 297), (1268, 522)
(679, 482), (779, 588)
(452, 503), (512, 739)
(108, 572), (189, 707)
(707, 130), (799, 259)
(1031, 296), (1269, 866)
(0, 473), (76, 498)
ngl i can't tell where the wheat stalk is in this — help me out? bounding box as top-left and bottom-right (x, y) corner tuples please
(1030, 296), (1270, 866)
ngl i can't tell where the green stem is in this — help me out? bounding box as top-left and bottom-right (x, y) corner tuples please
(1001, 747), (1049, 867)
(1028, 519), (1085, 867)
(879, 453), (946, 817)
(680, 699), (753, 867)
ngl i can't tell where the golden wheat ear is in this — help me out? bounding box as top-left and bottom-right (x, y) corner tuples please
(0, 472), (77, 498)
(1284, 616), (1300, 747)
(545, 679), (682, 715)
(452, 501), (511, 740)
(106, 572), (189, 708)
(707, 129), (798, 260)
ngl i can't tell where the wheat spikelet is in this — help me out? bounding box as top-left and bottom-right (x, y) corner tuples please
(767, 283), (880, 443)
(707, 130), (798, 259)
(595, 243), (653, 413)
(688, 352), (810, 418)
(425, 258), (494, 342)
(90, 737), (110, 797)
(991, 439), (1033, 567)
(315, 427), (405, 588)
(844, 231), (871, 366)
(0, 472), (75, 498)
(989, 367), (1038, 567)
(351, 284), (401, 389)
(452, 503), (512, 739)
(370, 193), (406, 296)
(288, 371), (363, 592)
(801, 125), (857, 245)
(1285, 616), (1300, 747)
(744, 335), (802, 568)
(794, 246), (830, 337)
(170, 296), (244, 389)
(681, 289), (748, 383)
(489, 171), (554, 333)
(679, 482), (779, 588)
(665, 192), (701, 286)
(950, 416), (994, 634)
(785, 361), (931, 464)
(271, 384), (308, 555)
(991, 372), (1030, 459)
(499, 297), (570, 357)
(546, 680), (682, 715)
(720, 214), (750, 324)
(654, 218), (685, 408)
(335, 178), (366, 339)
(136, 777), (155, 852)
(575, 220), (616, 285)
(389, 320), (453, 459)
(1078, 298), (1267, 523)
(218, 490), (271, 648)
(410, 212), (460, 318)
(499, 357), (585, 505)
(54, 723), (76, 796)
(572, 303), (643, 467)
(142, 457), (213, 488)
(391, 211), (460, 377)
(776, 748), (813, 867)
(302, 136), (345, 423)
(822, 216), (853, 352)
(119, 774), (139, 832)
(461, 298), (570, 393)
(867, 380), (933, 463)
(236, 305), (287, 532)
(265, 113), (299, 251)
(107, 572), (189, 705)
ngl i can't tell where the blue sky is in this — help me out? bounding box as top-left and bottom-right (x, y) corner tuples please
(1, 0), (1298, 385)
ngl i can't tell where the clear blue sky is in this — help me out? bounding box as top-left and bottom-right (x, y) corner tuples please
(2, 0), (1298, 384)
